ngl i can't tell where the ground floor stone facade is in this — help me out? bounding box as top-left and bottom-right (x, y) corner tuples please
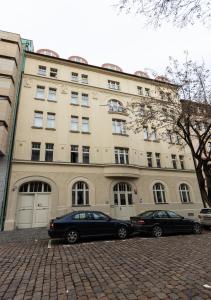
(4, 161), (203, 230)
(0, 155), (7, 217)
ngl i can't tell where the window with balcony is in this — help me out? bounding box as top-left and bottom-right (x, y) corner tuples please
(35, 86), (45, 99)
(108, 99), (125, 113)
(114, 147), (129, 164)
(47, 113), (55, 129)
(71, 145), (79, 163)
(108, 80), (120, 90)
(34, 111), (43, 128)
(38, 65), (46, 76)
(112, 119), (126, 135)
(48, 88), (57, 101)
(70, 116), (79, 131)
(45, 143), (54, 162)
(31, 142), (41, 161)
(71, 92), (79, 105)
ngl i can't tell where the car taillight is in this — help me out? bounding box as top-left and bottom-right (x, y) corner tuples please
(138, 220), (145, 225)
(50, 221), (54, 229)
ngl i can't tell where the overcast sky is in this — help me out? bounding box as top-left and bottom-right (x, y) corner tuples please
(1, 0), (211, 76)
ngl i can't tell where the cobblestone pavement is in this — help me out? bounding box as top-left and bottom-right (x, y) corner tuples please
(0, 229), (211, 300)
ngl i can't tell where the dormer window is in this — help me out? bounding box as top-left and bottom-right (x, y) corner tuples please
(108, 99), (125, 113)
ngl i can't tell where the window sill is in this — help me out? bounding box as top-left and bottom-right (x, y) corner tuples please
(155, 202), (169, 204)
(152, 140), (160, 143)
(108, 111), (128, 116)
(108, 87), (120, 91)
(31, 126), (43, 129)
(144, 138), (151, 142)
(81, 82), (88, 85)
(34, 97), (45, 101)
(81, 131), (91, 134)
(45, 128), (56, 131)
(50, 76), (57, 79)
(70, 103), (79, 106)
(81, 105), (90, 108)
(71, 79), (79, 82)
(72, 205), (90, 207)
(181, 202), (194, 204)
(112, 133), (129, 137)
(47, 100), (57, 103)
(70, 130), (80, 133)
(37, 73), (46, 76)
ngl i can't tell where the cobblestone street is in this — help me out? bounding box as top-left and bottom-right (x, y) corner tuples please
(0, 229), (211, 300)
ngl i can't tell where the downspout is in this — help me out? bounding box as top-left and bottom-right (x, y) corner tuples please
(0, 47), (26, 230)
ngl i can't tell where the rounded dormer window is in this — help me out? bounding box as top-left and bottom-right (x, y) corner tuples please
(37, 49), (59, 57)
(134, 71), (149, 78)
(108, 99), (125, 113)
(68, 56), (88, 64)
(102, 63), (123, 72)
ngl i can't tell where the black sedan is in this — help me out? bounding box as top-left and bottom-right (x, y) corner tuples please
(130, 210), (201, 237)
(48, 210), (133, 244)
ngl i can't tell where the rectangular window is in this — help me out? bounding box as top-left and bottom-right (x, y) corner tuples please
(82, 93), (89, 106)
(151, 128), (157, 141)
(145, 88), (150, 97)
(71, 91), (79, 105)
(137, 86), (143, 95)
(167, 130), (173, 143)
(71, 145), (79, 163)
(45, 143), (54, 162)
(179, 155), (185, 170)
(82, 117), (89, 133)
(171, 154), (177, 169)
(160, 91), (165, 100)
(36, 86), (45, 99)
(175, 134), (180, 144)
(108, 80), (120, 90)
(48, 88), (57, 101)
(82, 146), (90, 163)
(155, 153), (161, 168)
(81, 74), (88, 84)
(70, 116), (79, 131)
(112, 119), (126, 135)
(147, 152), (153, 167)
(34, 111), (43, 128)
(38, 65), (46, 76)
(50, 68), (57, 78)
(71, 72), (78, 81)
(47, 113), (55, 129)
(115, 148), (129, 164)
(143, 126), (149, 140)
(31, 142), (40, 161)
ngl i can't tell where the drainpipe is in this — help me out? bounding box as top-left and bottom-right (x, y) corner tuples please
(0, 47), (26, 231)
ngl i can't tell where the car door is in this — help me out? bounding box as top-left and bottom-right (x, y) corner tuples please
(166, 211), (190, 233)
(153, 211), (173, 234)
(92, 212), (114, 236)
(71, 212), (96, 236)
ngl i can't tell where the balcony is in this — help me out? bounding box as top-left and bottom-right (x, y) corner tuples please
(108, 106), (127, 115)
(104, 165), (140, 178)
(0, 126), (8, 155)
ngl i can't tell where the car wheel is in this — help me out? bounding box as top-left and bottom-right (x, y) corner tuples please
(65, 230), (79, 244)
(193, 223), (201, 234)
(152, 226), (163, 238)
(117, 226), (128, 239)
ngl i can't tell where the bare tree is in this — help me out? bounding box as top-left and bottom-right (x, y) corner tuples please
(127, 54), (211, 206)
(115, 0), (211, 27)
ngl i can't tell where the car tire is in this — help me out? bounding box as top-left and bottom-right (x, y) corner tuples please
(193, 223), (202, 234)
(117, 226), (128, 239)
(152, 225), (163, 238)
(65, 230), (79, 244)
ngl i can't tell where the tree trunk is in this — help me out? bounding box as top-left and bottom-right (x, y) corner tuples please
(203, 162), (211, 206)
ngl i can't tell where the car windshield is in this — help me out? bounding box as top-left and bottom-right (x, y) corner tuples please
(200, 209), (211, 214)
(137, 211), (154, 217)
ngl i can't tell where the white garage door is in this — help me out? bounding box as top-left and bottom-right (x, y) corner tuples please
(17, 181), (51, 229)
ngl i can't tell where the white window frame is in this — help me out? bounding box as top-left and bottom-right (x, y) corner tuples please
(72, 181), (89, 206)
(71, 116), (79, 131)
(179, 184), (191, 203)
(153, 183), (166, 204)
(36, 86), (45, 99)
(38, 65), (46, 76)
(50, 68), (57, 78)
(81, 74), (88, 84)
(48, 88), (57, 101)
(47, 113), (55, 129)
(108, 100), (125, 113)
(143, 126), (149, 140)
(82, 118), (89, 133)
(112, 119), (126, 135)
(71, 92), (79, 105)
(34, 111), (43, 127)
(108, 80), (120, 90)
(115, 148), (129, 164)
(82, 93), (89, 106)
(113, 182), (133, 206)
(71, 72), (79, 82)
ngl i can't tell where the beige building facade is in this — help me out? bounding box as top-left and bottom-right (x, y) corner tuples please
(4, 50), (203, 230)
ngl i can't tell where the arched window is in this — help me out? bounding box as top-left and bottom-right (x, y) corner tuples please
(153, 183), (166, 204)
(72, 181), (89, 206)
(108, 99), (125, 113)
(179, 184), (191, 203)
(113, 182), (133, 206)
(19, 181), (51, 193)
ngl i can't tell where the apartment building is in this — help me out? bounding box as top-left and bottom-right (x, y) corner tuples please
(0, 31), (23, 226)
(4, 48), (203, 230)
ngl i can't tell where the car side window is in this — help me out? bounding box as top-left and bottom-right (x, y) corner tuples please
(93, 212), (109, 220)
(73, 212), (93, 220)
(167, 211), (181, 218)
(154, 211), (168, 218)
